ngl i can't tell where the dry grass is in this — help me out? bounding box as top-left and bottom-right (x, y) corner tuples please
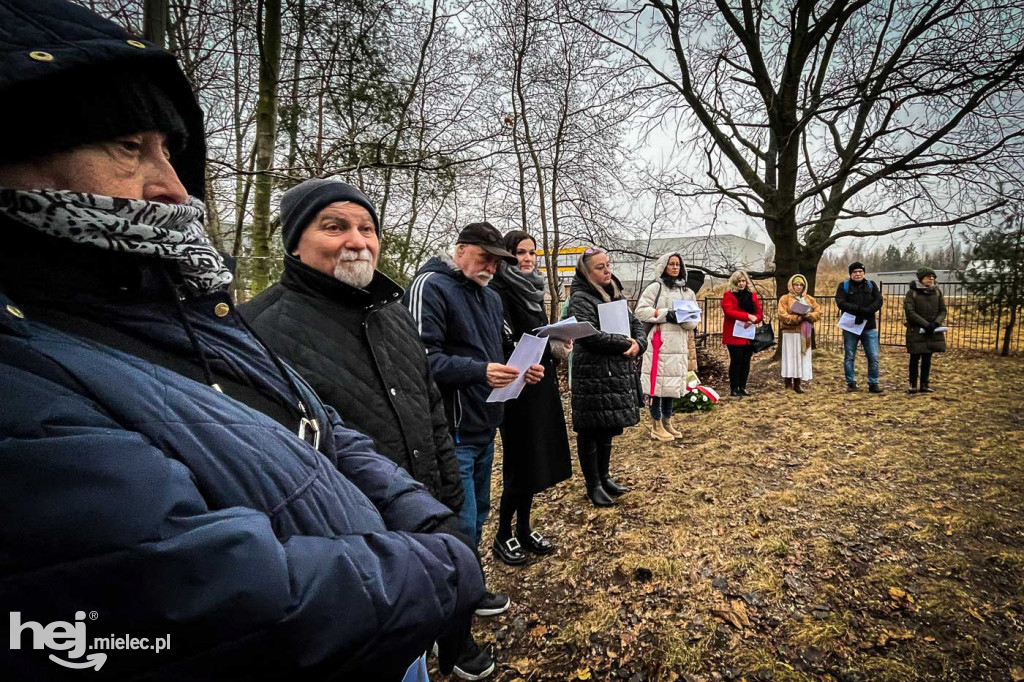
(441, 347), (1024, 681)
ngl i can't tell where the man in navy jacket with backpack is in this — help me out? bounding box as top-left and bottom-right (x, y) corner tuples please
(835, 261), (885, 393)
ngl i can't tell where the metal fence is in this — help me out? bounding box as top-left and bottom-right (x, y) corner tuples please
(675, 281), (1021, 354)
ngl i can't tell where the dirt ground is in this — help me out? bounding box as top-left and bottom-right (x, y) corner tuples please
(453, 346), (1024, 681)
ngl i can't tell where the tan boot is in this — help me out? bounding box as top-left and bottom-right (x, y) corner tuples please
(650, 420), (674, 442)
(662, 417), (682, 439)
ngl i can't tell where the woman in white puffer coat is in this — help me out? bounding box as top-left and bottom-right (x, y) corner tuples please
(635, 253), (699, 442)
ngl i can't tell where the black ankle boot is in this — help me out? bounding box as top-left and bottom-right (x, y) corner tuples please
(578, 435), (614, 508)
(596, 439), (627, 496)
(588, 485), (614, 507)
(602, 477), (629, 496)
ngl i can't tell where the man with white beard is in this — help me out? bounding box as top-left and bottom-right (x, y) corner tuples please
(244, 188), (520, 678)
(241, 179), (467, 518)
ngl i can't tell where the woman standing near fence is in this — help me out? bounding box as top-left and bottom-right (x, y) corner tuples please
(721, 270), (763, 397)
(904, 267), (946, 394)
(777, 274), (821, 393)
(564, 248), (647, 507)
(635, 253), (698, 441)
(490, 230), (572, 564)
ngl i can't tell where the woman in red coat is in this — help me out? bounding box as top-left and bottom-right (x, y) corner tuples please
(721, 270), (763, 396)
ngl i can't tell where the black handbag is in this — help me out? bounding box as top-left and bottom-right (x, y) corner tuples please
(750, 320), (776, 353)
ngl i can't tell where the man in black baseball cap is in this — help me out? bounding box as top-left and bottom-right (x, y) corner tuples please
(404, 221), (544, 679)
(456, 222), (517, 269)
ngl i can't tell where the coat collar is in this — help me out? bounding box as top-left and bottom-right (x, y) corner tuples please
(281, 255), (403, 310)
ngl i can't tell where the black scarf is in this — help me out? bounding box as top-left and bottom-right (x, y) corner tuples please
(492, 262), (546, 314)
(733, 288), (756, 314)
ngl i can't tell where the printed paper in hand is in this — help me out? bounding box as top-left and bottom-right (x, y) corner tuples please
(533, 316), (599, 341)
(732, 320), (756, 340)
(673, 299), (702, 323)
(837, 312), (867, 336)
(487, 333), (547, 403)
(789, 300), (812, 315)
(919, 326), (950, 333)
(597, 299), (630, 336)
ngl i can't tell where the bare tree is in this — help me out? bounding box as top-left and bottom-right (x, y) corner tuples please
(575, 0), (1024, 295)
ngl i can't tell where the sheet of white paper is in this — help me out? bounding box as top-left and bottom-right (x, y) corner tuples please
(920, 326), (950, 333)
(673, 300), (701, 323)
(533, 317), (599, 341)
(673, 299), (701, 314)
(789, 300), (812, 314)
(837, 312), (867, 336)
(487, 333), (547, 403)
(597, 299), (630, 337)
(732, 320), (756, 339)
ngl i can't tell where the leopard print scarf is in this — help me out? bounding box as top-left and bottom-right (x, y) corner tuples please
(0, 189), (232, 293)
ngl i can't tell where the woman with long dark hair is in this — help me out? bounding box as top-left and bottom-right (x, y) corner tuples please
(635, 253), (698, 441)
(490, 231), (573, 565)
(564, 248), (647, 507)
(721, 270), (763, 397)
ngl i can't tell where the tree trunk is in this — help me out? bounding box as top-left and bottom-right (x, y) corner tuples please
(284, 0), (306, 177)
(1003, 305), (1016, 357)
(142, 0), (168, 49)
(250, 0), (282, 295)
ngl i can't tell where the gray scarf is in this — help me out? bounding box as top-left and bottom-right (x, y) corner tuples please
(0, 188), (232, 293)
(493, 261), (546, 314)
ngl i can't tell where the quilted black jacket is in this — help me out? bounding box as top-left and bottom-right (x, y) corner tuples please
(564, 269), (648, 432)
(241, 256), (464, 512)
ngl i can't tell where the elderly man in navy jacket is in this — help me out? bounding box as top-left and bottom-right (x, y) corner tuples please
(405, 223), (545, 676)
(0, 1), (482, 680)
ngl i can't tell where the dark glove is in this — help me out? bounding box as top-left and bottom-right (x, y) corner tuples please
(926, 321), (939, 332)
(665, 310), (677, 324)
(854, 316), (865, 325)
(436, 617), (473, 674)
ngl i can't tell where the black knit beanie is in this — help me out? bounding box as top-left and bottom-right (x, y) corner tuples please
(849, 261), (866, 274)
(0, 61), (188, 170)
(280, 179), (380, 253)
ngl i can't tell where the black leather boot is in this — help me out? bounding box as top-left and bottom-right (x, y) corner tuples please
(578, 435), (613, 507)
(597, 438), (628, 496)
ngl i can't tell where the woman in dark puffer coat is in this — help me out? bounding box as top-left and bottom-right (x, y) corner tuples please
(904, 267), (947, 393)
(564, 248), (647, 507)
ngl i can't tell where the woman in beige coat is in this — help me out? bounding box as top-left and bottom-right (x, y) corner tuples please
(635, 253), (699, 441)
(777, 274), (821, 393)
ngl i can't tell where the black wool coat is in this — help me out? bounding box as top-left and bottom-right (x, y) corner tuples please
(564, 271), (648, 433)
(494, 284), (572, 495)
(904, 280), (947, 354)
(241, 256), (464, 512)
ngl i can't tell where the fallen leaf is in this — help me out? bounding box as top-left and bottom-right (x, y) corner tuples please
(714, 600), (751, 629)
(1010, 667), (1024, 682)
(529, 625), (548, 638)
(575, 668), (592, 680)
(967, 608), (985, 623)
